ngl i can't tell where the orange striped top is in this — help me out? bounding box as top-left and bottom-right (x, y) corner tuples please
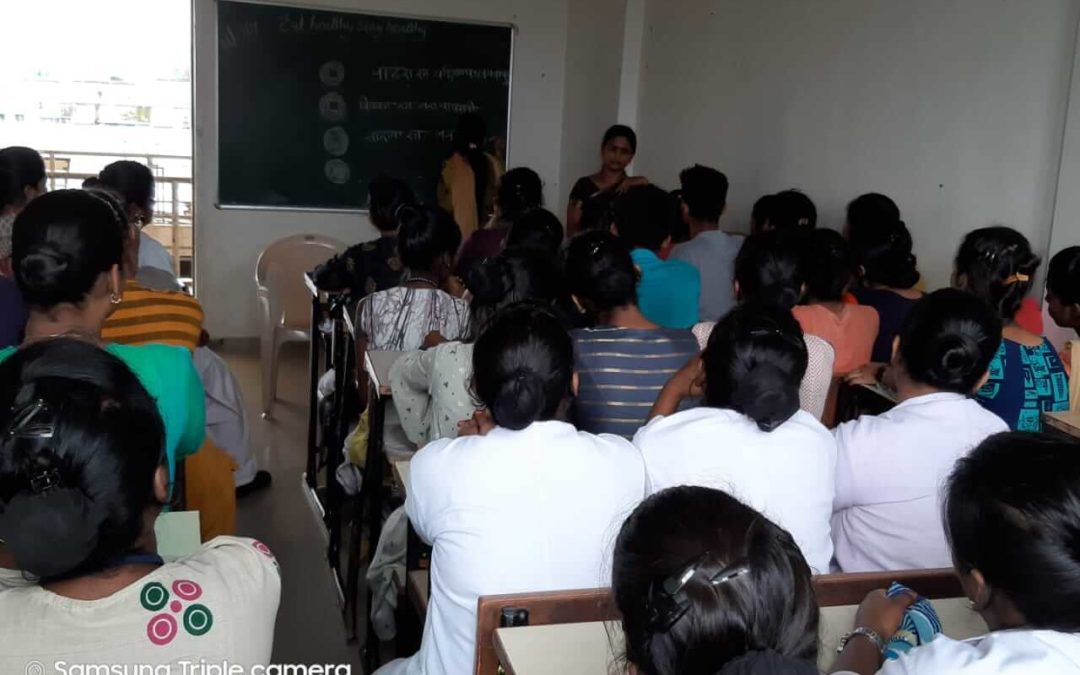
(102, 280), (204, 352)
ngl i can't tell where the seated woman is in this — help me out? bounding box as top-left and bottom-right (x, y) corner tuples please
(832, 289), (1007, 573)
(694, 230), (836, 421)
(847, 193), (924, 364)
(794, 229), (880, 375)
(312, 174), (415, 299)
(566, 231), (699, 438)
(614, 486), (820, 675)
(0, 339), (279, 667)
(504, 207), (565, 259)
(833, 432), (1080, 674)
(391, 253), (560, 446)
(566, 124), (649, 235)
(635, 302), (836, 573)
(1046, 246), (1080, 371)
(0, 146), (46, 347)
(355, 204), (470, 353)
(376, 305), (645, 675)
(1, 189), (204, 481)
(455, 166), (543, 277)
(953, 227), (1066, 431)
(91, 161), (177, 287)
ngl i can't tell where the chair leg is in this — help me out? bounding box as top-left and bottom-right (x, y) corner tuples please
(261, 329), (274, 418)
(268, 329), (283, 414)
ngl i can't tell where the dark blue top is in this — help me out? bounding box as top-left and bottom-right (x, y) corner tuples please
(852, 287), (921, 363)
(0, 277), (26, 349)
(976, 338), (1068, 431)
(572, 326), (699, 438)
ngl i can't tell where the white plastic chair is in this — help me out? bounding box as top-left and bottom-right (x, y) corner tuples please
(255, 234), (346, 418)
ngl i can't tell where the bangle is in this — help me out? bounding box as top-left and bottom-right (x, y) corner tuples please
(837, 627), (885, 655)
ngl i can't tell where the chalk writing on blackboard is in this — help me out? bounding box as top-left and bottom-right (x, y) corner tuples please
(279, 14), (428, 40)
(320, 61), (346, 87)
(371, 66), (509, 84)
(324, 159), (351, 184)
(356, 98), (481, 115)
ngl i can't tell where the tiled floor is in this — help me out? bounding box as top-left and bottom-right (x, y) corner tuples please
(217, 339), (363, 671)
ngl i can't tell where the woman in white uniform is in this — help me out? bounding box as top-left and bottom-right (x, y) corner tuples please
(635, 302), (837, 573)
(833, 432), (1080, 674)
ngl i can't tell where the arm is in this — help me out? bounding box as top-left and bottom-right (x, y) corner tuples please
(390, 349), (437, 446)
(566, 200), (583, 237)
(176, 355), (206, 460)
(830, 590), (916, 674)
(648, 356), (703, 420)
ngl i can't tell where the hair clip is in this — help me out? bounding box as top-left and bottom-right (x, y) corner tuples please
(29, 468), (63, 494)
(5, 399), (54, 440)
(1003, 273), (1030, 285)
(750, 328), (783, 338)
(647, 555), (751, 632)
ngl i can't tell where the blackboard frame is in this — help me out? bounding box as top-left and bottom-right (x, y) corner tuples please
(213, 0), (516, 213)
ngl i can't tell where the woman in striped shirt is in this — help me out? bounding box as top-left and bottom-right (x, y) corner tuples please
(566, 231), (698, 438)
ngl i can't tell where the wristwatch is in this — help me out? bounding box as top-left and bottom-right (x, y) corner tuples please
(837, 626), (886, 655)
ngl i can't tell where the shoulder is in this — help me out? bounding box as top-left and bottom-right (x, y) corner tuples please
(881, 631), (1080, 674)
(666, 257), (700, 282)
(0, 346), (14, 363)
(634, 407), (734, 445)
(169, 536), (281, 600)
(569, 176), (598, 199)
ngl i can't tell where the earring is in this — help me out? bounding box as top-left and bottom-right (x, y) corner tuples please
(110, 293), (122, 305)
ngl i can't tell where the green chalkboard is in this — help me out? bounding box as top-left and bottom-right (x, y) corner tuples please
(216, 0), (512, 210)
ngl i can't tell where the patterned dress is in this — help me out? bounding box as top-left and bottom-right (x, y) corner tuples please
(977, 338), (1068, 431)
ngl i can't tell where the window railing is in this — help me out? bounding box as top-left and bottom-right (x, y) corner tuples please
(39, 149), (194, 285)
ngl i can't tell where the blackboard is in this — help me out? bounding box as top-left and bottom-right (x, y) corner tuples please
(216, 0), (513, 210)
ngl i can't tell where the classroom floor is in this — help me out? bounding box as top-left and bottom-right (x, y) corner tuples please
(218, 339), (365, 672)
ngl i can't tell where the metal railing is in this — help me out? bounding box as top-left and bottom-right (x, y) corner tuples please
(39, 149), (194, 283)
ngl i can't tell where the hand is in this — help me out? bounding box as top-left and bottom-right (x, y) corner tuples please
(844, 363), (886, 386)
(444, 274), (466, 298)
(616, 176), (650, 194)
(853, 589), (918, 640)
(422, 331), (447, 349)
(457, 409), (494, 437)
(670, 356), (705, 399)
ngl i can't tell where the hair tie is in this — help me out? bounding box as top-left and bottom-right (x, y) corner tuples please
(1003, 273), (1030, 285)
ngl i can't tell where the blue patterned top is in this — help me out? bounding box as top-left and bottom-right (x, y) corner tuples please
(976, 338), (1068, 431)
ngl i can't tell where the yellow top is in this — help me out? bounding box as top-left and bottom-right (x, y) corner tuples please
(101, 279), (205, 352)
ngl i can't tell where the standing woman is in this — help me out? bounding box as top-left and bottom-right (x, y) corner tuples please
(954, 227), (1066, 431)
(566, 125), (649, 235)
(90, 160), (176, 284)
(438, 113), (503, 239)
(0, 147), (46, 347)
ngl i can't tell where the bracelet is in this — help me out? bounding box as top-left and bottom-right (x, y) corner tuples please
(837, 626), (885, 655)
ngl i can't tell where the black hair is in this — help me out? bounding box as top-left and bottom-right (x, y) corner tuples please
(734, 231), (805, 309)
(505, 208), (564, 258)
(396, 204), (461, 274)
(750, 194), (775, 234)
(954, 226), (1040, 322)
(847, 193), (920, 289)
(702, 303), (807, 432)
(898, 289), (1002, 393)
(602, 124), (638, 154)
(565, 230), (638, 313)
(1047, 246), (1080, 306)
(367, 174), (416, 232)
(0, 339), (166, 581)
(614, 486), (819, 675)
(946, 432), (1080, 631)
(97, 161), (155, 214)
(767, 190), (817, 231)
(804, 229), (854, 302)
(453, 113), (491, 223)
(614, 184), (674, 252)
(497, 167), (543, 222)
(0, 147), (46, 211)
(471, 304), (573, 430)
(679, 165), (729, 223)
(465, 253), (560, 339)
(12, 189), (127, 308)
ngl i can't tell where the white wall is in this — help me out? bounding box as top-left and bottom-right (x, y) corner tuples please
(633, 0), (1080, 290)
(193, 0), (571, 336)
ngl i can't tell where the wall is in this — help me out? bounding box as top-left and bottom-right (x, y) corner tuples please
(556, 0), (627, 212)
(193, 0), (571, 336)
(633, 0), (1080, 290)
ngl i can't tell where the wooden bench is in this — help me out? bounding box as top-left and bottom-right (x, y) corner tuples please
(477, 568), (977, 675)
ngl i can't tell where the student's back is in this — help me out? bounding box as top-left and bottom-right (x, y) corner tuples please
(383, 306), (644, 675)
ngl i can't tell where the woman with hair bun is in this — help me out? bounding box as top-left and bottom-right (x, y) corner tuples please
(0, 190), (203, 481)
(831, 289), (1007, 573)
(377, 304), (644, 675)
(615, 486), (820, 675)
(0, 339), (279, 668)
(847, 193), (924, 363)
(633, 302), (836, 573)
(953, 226), (1066, 431)
(0, 146), (46, 347)
(833, 432), (1080, 674)
(92, 160), (176, 280)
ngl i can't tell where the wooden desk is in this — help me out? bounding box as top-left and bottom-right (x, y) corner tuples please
(365, 350), (405, 397)
(492, 599), (985, 675)
(1044, 410), (1080, 439)
(393, 459), (411, 492)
